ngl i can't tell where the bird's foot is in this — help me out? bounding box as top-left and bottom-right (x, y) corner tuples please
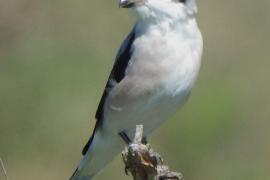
(142, 136), (148, 145)
(119, 131), (148, 145)
(119, 131), (132, 144)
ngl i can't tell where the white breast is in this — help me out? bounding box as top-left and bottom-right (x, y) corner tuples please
(131, 18), (202, 95)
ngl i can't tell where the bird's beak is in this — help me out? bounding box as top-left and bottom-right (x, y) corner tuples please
(119, 0), (138, 8)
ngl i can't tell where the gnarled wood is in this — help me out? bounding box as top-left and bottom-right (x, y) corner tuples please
(121, 125), (182, 180)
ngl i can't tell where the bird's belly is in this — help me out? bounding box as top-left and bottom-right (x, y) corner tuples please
(104, 77), (192, 137)
(133, 88), (191, 136)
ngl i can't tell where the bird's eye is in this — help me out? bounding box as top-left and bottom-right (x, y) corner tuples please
(178, 0), (186, 3)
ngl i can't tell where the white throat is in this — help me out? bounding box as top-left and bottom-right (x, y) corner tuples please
(131, 0), (198, 22)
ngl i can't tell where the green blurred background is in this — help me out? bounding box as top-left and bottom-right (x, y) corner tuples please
(0, 0), (269, 179)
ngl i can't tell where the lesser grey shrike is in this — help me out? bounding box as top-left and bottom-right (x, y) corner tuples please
(70, 0), (203, 179)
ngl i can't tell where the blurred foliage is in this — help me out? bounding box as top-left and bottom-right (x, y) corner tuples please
(0, 0), (270, 180)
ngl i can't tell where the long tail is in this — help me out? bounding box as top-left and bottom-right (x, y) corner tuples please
(70, 131), (123, 180)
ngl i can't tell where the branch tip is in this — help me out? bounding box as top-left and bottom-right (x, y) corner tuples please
(121, 125), (182, 180)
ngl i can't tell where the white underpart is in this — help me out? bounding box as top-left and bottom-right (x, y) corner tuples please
(71, 1), (203, 179)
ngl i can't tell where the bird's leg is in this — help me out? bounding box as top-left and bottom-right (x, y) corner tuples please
(119, 131), (132, 145)
(142, 136), (148, 145)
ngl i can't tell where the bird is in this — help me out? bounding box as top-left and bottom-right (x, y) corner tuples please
(70, 0), (203, 179)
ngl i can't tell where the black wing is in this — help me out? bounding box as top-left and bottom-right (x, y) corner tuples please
(82, 26), (136, 155)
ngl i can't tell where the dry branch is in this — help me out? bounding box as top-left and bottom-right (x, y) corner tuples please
(121, 125), (182, 180)
(0, 157), (9, 180)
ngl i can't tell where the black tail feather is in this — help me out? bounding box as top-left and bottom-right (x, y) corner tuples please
(82, 134), (94, 155)
(70, 168), (78, 180)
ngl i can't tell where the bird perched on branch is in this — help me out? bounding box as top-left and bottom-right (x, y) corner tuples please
(70, 0), (203, 179)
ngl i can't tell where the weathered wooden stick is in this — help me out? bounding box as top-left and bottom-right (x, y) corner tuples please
(121, 125), (182, 180)
(0, 157), (9, 180)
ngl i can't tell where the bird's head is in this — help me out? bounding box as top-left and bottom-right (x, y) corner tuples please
(119, 0), (197, 21)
